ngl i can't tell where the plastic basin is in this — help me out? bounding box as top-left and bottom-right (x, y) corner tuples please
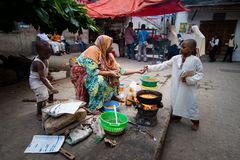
(103, 100), (120, 112)
(100, 112), (128, 135)
(140, 75), (159, 87)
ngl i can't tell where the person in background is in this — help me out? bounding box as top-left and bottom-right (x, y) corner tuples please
(143, 39), (204, 131)
(37, 32), (61, 55)
(75, 30), (87, 52)
(177, 33), (184, 48)
(167, 26), (179, 60)
(209, 35), (220, 62)
(29, 40), (59, 120)
(191, 25), (206, 57)
(222, 34), (238, 63)
(137, 24), (149, 62)
(61, 35), (70, 54)
(71, 35), (145, 114)
(51, 31), (66, 54)
(125, 22), (136, 59)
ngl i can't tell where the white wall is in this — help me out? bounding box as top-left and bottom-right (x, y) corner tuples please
(175, 11), (188, 34)
(0, 27), (89, 57)
(0, 27), (37, 57)
(176, 11), (240, 61)
(62, 29), (89, 43)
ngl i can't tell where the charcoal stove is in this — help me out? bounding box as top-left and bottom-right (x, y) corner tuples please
(133, 90), (163, 127)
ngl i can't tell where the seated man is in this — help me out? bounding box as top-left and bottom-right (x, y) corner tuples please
(51, 32), (66, 54)
(37, 32), (61, 55)
(61, 35), (70, 53)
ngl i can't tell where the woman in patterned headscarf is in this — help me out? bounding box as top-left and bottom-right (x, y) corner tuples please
(71, 35), (144, 113)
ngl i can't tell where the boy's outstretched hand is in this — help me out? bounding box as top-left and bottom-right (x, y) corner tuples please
(137, 65), (148, 74)
(144, 65), (148, 71)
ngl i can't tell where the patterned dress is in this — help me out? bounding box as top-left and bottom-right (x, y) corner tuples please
(75, 52), (125, 110)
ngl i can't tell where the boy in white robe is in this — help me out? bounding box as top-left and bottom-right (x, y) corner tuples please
(144, 39), (204, 131)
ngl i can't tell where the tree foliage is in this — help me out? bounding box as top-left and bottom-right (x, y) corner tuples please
(0, 0), (98, 33)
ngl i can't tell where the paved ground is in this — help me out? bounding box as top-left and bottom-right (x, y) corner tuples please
(0, 56), (172, 160)
(0, 54), (240, 160)
(161, 61), (240, 160)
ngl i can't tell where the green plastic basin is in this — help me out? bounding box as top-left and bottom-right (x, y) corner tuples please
(100, 112), (128, 135)
(140, 76), (159, 87)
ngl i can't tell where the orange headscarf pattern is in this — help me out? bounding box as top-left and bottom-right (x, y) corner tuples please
(84, 35), (119, 71)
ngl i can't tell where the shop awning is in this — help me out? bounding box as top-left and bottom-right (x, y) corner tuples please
(85, 0), (188, 18)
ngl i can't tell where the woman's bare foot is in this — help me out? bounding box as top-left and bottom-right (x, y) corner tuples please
(111, 95), (124, 103)
(91, 109), (102, 115)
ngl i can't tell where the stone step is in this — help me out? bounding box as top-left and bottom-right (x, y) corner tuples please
(200, 54), (225, 62)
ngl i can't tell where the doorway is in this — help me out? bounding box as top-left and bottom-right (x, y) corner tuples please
(200, 20), (237, 54)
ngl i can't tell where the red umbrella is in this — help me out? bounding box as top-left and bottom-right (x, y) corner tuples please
(85, 0), (188, 18)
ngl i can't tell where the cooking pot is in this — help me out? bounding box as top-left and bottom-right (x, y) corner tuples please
(136, 90), (162, 106)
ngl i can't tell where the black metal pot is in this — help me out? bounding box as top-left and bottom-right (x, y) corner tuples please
(136, 90), (162, 105)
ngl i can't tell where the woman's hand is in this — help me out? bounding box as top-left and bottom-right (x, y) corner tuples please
(109, 70), (120, 78)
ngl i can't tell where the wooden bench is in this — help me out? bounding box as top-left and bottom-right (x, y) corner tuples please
(69, 42), (81, 53)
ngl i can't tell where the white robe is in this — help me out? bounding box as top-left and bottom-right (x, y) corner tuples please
(148, 55), (204, 120)
(191, 25), (206, 57)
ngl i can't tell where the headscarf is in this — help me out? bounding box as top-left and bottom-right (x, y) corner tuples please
(191, 25), (206, 57)
(84, 35), (119, 71)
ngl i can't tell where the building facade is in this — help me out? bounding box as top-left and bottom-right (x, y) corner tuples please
(175, 0), (240, 61)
